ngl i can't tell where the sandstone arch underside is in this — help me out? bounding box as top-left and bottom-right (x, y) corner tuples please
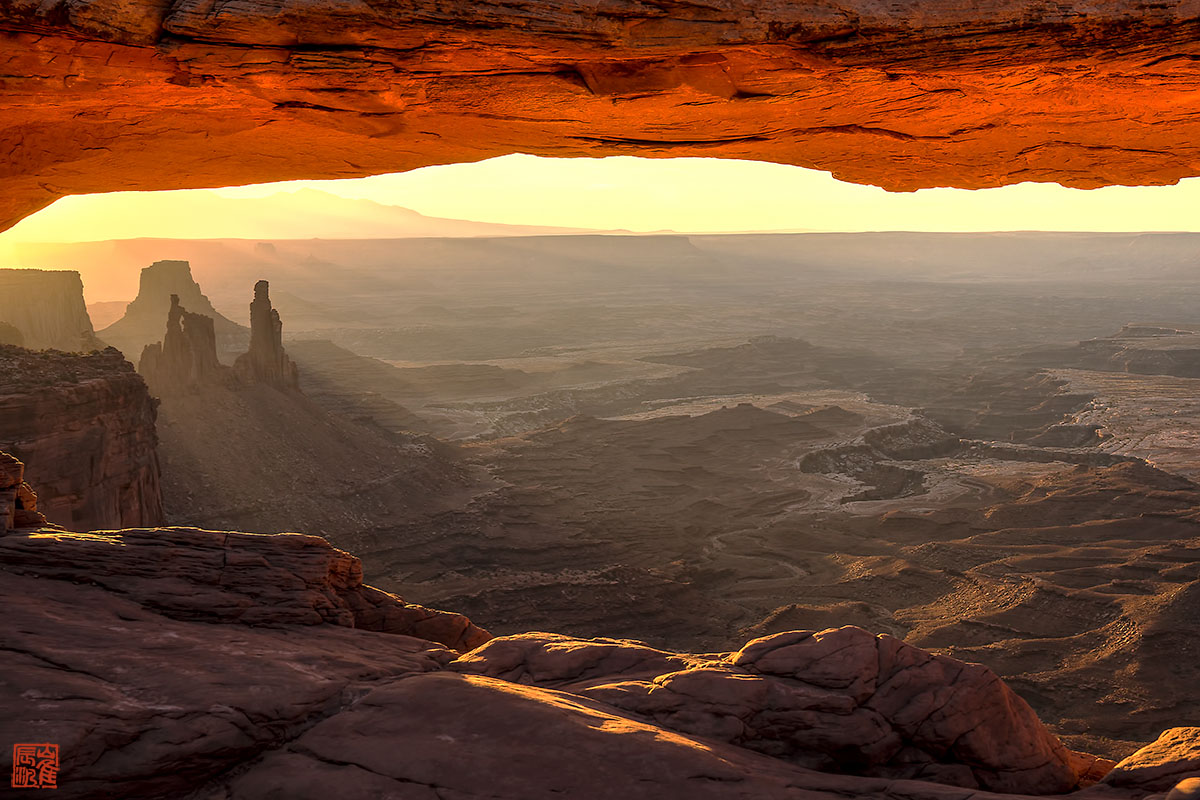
(4, 0), (1200, 230)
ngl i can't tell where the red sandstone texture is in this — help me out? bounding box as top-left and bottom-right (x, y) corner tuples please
(4, 1), (1200, 229)
(452, 628), (1082, 793)
(2, 524), (1197, 800)
(0, 346), (163, 530)
(0, 451), (47, 533)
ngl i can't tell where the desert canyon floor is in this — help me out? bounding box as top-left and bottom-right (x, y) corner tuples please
(5, 232), (1200, 798)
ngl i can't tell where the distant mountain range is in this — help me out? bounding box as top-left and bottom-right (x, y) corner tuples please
(0, 187), (621, 245)
(204, 189), (615, 238)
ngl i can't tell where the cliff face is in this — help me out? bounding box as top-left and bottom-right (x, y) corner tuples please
(0, 452), (47, 534)
(0, 346), (163, 530)
(4, 0), (1200, 230)
(0, 269), (101, 352)
(100, 260), (247, 361)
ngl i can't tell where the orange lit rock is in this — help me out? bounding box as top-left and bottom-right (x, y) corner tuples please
(451, 628), (1083, 793)
(0, 451), (47, 533)
(1104, 727), (1200, 792)
(3, 1), (1200, 230)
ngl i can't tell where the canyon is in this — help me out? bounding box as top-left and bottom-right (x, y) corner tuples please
(0, 345), (163, 531)
(6, 232), (1200, 796)
(5, 0), (1200, 786)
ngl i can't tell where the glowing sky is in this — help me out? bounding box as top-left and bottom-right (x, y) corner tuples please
(4, 154), (1200, 245)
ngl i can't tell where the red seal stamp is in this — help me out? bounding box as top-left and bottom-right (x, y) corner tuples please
(11, 744), (58, 789)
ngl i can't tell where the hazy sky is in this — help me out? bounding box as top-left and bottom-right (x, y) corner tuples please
(4, 154), (1200, 245)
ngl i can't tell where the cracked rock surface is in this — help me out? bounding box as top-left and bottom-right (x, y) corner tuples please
(2, 524), (1195, 799)
(451, 628), (1081, 793)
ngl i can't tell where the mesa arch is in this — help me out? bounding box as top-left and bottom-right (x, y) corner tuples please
(4, 0), (1200, 232)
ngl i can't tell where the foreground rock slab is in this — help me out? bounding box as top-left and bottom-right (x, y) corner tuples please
(451, 629), (1081, 793)
(1, 524), (1194, 799)
(1104, 728), (1200, 792)
(0, 526), (490, 650)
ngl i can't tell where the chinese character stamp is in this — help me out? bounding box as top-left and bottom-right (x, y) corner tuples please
(11, 743), (58, 789)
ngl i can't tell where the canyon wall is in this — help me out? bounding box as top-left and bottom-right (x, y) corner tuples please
(4, 1), (1200, 230)
(0, 452), (47, 534)
(0, 269), (101, 352)
(0, 346), (163, 531)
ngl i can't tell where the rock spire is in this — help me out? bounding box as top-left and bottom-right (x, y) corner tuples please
(233, 280), (299, 390)
(138, 294), (228, 395)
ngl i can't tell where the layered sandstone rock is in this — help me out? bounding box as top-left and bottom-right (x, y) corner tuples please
(0, 526), (490, 650)
(100, 260), (246, 360)
(138, 293), (231, 394)
(233, 280), (299, 389)
(0, 524), (1146, 800)
(0, 451), (46, 534)
(451, 628), (1083, 794)
(1104, 728), (1200, 792)
(4, 1), (1200, 230)
(0, 345), (163, 530)
(0, 269), (101, 351)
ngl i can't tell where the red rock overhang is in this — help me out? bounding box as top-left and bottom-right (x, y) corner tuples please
(3, 0), (1200, 230)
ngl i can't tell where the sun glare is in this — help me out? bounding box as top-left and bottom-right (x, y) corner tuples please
(2, 155), (1199, 249)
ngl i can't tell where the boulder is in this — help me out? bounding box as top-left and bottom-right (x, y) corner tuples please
(1104, 728), (1200, 792)
(453, 627), (1083, 793)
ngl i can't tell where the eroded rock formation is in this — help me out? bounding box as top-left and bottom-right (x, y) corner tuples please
(1104, 728), (1200, 793)
(0, 525), (489, 650)
(451, 628), (1082, 793)
(0, 269), (101, 351)
(234, 279), (299, 390)
(0, 345), (163, 530)
(0, 452), (47, 534)
(4, 1), (1200, 230)
(4, 523), (1199, 800)
(100, 260), (246, 361)
(138, 293), (230, 394)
